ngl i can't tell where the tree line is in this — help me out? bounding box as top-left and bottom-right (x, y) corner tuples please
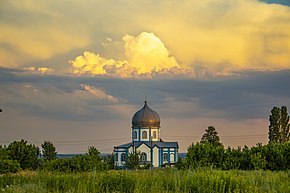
(0, 140), (112, 174)
(0, 106), (289, 173)
(178, 106), (290, 170)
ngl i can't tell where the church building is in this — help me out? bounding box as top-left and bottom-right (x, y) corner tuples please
(114, 101), (179, 169)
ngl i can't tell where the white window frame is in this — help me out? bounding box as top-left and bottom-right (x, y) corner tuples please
(141, 152), (147, 162)
(142, 131), (147, 139)
(163, 153), (168, 162)
(121, 153), (126, 161)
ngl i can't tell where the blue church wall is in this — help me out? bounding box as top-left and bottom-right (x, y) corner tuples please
(159, 148), (163, 167)
(114, 101), (178, 169)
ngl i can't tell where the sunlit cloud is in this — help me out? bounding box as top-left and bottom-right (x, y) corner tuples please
(24, 66), (55, 74)
(123, 32), (180, 73)
(70, 32), (193, 78)
(81, 84), (120, 103)
(70, 52), (128, 76)
(141, 0), (290, 74)
(0, 1), (91, 68)
(1, 1), (290, 76)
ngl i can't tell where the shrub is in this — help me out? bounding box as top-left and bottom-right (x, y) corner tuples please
(0, 159), (21, 174)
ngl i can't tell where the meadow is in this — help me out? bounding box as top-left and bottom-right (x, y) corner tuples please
(0, 169), (289, 193)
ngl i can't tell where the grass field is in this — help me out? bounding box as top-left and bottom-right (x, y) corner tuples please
(0, 169), (289, 193)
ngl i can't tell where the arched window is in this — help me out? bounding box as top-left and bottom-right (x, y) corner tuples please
(133, 131), (137, 139)
(142, 131), (147, 139)
(141, 152), (147, 162)
(121, 153), (126, 161)
(163, 153), (168, 162)
(152, 131), (157, 138)
(170, 153), (175, 163)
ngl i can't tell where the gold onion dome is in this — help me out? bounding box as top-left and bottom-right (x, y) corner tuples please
(132, 101), (160, 127)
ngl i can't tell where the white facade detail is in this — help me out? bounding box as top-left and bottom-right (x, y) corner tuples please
(114, 101), (178, 169)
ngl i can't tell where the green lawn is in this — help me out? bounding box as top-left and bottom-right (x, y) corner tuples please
(0, 169), (289, 193)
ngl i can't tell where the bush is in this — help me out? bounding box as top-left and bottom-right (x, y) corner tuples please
(0, 159), (21, 174)
(7, 139), (40, 170)
(43, 155), (107, 172)
(185, 142), (290, 171)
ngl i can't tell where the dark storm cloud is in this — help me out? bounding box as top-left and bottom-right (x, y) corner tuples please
(0, 68), (125, 121)
(158, 71), (290, 120)
(75, 70), (290, 121)
(1, 67), (290, 122)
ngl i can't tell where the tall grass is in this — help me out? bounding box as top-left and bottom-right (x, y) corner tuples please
(0, 169), (289, 193)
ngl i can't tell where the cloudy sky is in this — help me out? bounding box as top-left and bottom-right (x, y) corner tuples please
(1, 0), (290, 153)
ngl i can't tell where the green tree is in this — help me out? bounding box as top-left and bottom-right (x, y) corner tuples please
(41, 140), (57, 160)
(185, 142), (225, 169)
(102, 154), (115, 170)
(87, 146), (101, 160)
(125, 151), (141, 170)
(0, 145), (21, 174)
(264, 142), (290, 170)
(176, 157), (186, 170)
(268, 106), (290, 143)
(0, 159), (21, 174)
(0, 145), (9, 160)
(222, 146), (243, 170)
(201, 126), (222, 146)
(44, 146), (107, 172)
(7, 139), (40, 169)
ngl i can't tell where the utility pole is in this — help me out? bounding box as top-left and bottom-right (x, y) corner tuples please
(150, 134), (153, 170)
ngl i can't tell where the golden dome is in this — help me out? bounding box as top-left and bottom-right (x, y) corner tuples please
(132, 101), (160, 127)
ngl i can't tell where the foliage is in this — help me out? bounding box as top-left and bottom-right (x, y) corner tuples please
(175, 157), (186, 170)
(0, 146), (21, 174)
(268, 106), (290, 143)
(0, 169), (289, 192)
(44, 154), (107, 173)
(0, 160), (21, 174)
(43, 147), (106, 172)
(186, 142), (224, 168)
(87, 146), (101, 161)
(0, 145), (9, 160)
(124, 151), (141, 170)
(200, 126), (222, 147)
(185, 142), (290, 171)
(41, 141), (57, 161)
(264, 142), (290, 170)
(7, 139), (40, 170)
(102, 154), (115, 170)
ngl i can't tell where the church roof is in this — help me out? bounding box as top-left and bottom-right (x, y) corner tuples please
(114, 141), (178, 149)
(132, 101), (160, 127)
(114, 142), (132, 149)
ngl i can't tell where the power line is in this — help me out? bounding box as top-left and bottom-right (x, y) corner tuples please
(163, 134), (267, 139)
(162, 134), (268, 143)
(0, 134), (268, 145)
(0, 137), (130, 144)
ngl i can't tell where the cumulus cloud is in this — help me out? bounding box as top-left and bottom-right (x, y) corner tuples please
(0, 1), (90, 68)
(2, 67), (290, 152)
(70, 52), (127, 76)
(123, 32), (180, 73)
(1, 0), (290, 76)
(70, 32), (193, 78)
(81, 84), (120, 103)
(24, 66), (55, 74)
(141, 0), (290, 74)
